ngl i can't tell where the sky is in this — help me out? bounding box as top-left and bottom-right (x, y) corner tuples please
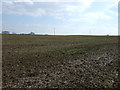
(1, 0), (119, 35)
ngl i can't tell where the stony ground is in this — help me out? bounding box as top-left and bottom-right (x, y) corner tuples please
(4, 44), (119, 88)
(2, 35), (119, 88)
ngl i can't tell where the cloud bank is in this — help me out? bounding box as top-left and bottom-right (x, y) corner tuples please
(2, 0), (118, 35)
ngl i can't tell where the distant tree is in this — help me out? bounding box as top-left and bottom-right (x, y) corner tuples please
(20, 33), (25, 35)
(29, 32), (35, 35)
(2, 31), (10, 34)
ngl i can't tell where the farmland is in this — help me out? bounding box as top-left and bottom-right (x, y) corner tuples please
(2, 34), (119, 88)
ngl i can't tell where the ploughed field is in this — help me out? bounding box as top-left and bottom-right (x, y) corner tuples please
(2, 34), (119, 88)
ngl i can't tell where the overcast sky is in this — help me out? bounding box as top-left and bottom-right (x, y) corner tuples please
(1, 0), (118, 35)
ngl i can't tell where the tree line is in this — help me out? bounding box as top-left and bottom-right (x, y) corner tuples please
(2, 31), (35, 35)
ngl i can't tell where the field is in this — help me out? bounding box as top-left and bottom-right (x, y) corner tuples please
(2, 34), (119, 88)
